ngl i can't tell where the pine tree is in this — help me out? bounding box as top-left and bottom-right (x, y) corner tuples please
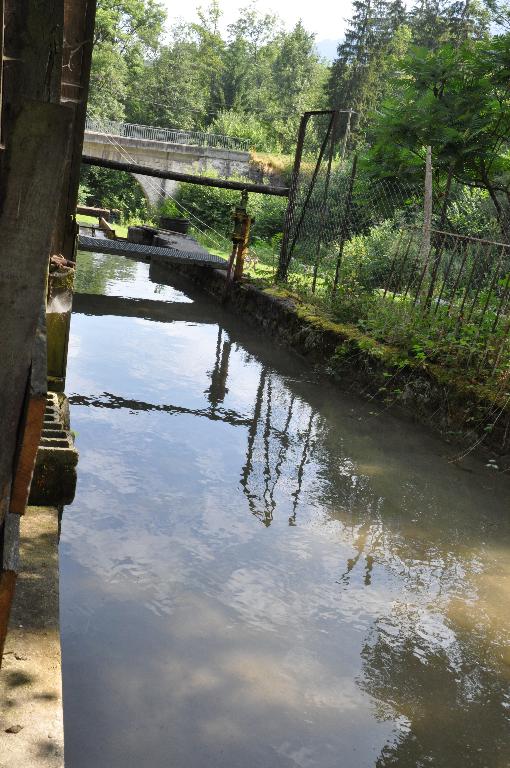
(408, 0), (489, 49)
(328, 0), (407, 118)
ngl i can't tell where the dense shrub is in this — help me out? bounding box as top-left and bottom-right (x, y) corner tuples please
(207, 109), (274, 152)
(80, 167), (149, 221)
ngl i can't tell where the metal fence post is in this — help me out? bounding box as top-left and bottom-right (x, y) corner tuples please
(312, 111), (338, 293)
(277, 112), (310, 282)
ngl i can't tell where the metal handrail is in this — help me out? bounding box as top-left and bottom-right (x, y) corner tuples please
(85, 116), (250, 152)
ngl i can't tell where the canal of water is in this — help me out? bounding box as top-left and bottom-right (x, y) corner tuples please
(61, 250), (510, 767)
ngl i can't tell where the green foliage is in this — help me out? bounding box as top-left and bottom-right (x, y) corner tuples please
(175, 181), (286, 240)
(80, 167), (149, 221)
(248, 195), (287, 241)
(446, 187), (501, 239)
(89, 1), (326, 152)
(75, 251), (138, 296)
(208, 110), (271, 150)
(176, 183), (239, 235)
(157, 199), (183, 219)
(368, 35), (510, 237)
(77, 182), (90, 206)
(90, 0), (165, 121)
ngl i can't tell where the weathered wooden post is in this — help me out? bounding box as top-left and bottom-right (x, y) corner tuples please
(0, 0), (97, 665)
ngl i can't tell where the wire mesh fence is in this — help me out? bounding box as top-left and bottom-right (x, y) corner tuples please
(276, 112), (510, 383)
(348, 227), (510, 376)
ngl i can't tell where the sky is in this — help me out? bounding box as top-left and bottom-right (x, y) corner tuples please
(163, 0), (353, 45)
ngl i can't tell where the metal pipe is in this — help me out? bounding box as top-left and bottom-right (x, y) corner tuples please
(81, 155), (289, 197)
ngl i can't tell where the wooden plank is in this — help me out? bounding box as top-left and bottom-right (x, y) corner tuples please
(9, 308), (47, 516)
(0, 101), (72, 526)
(2, 0), (64, 125)
(53, 0), (97, 262)
(77, 204), (110, 220)
(99, 216), (116, 239)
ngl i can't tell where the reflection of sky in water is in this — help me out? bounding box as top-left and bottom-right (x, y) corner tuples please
(61, 253), (510, 768)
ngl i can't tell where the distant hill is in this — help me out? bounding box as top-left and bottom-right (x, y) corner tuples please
(316, 38), (341, 62)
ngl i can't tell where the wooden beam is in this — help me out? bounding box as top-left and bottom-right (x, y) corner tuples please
(0, 101), (72, 525)
(9, 307), (47, 516)
(82, 155), (290, 197)
(0, 513), (20, 664)
(0, 571), (17, 665)
(53, 0), (98, 262)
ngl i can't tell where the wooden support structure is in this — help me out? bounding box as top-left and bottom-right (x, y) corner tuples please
(0, 0), (97, 664)
(99, 216), (117, 239)
(77, 204), (111, 220)
(9, 308), (48, 516)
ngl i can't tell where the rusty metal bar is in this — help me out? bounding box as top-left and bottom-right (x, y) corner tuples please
(465, 243), (493, 324)
(491, 270), (510, 332)
(82, 155), (289, 197)
(430, 228), (510, 249)
(277, 112), (312, 280)
(479, 245), (507, 323)
(286, 114), (335, 261)
(455, 241), (483, 324)
(391, 232), (414, 301)
(312, 111), (338, 293)
(445, 243), (469, 317)
(382, 230), (405, 299)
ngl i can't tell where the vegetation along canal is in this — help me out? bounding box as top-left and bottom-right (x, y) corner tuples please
(61, 251), (510, 767)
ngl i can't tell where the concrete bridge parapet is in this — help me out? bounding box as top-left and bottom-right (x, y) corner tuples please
(82, 131), (252, 205)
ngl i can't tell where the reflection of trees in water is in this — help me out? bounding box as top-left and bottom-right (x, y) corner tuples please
(226, 346), (510, 765)
(304, 433), (510, 765)
(359, 605), (510, 767)
(73, 288), (510, 762)
(75, 251), (138, 295)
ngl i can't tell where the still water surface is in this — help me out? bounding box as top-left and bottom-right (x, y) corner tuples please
(61, 251), (510, 767)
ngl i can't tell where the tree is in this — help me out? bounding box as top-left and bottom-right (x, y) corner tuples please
(223, 5), (282, 116)
(368, 35), (510, 238)
(270, 22), (327, 150)
(328, 0), (407, 124)
(408, 0), (490, 48)
(88, 0), (165, 121)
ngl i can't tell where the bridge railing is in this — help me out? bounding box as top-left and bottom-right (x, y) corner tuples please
(85, 117), (250, 152)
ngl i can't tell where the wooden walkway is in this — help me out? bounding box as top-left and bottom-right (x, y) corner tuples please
(77, 234), (228, 269)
